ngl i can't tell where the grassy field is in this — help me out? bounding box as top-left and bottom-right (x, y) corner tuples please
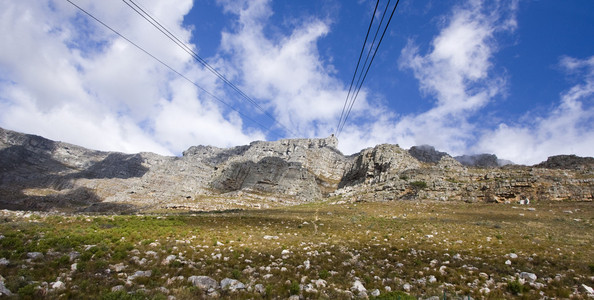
(0, 200), (593, 299)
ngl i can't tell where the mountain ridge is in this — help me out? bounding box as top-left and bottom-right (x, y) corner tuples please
(0, 127), (592, 213)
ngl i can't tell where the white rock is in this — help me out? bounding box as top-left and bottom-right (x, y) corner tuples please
(304, 260), (311, 270)
(27, 252), (44, 260)
(145, 250), (158, 258)
(303, 283), (317, 293)
(505, 260), (512, 265)
(162, 255), (177, 265)
(402, 283), (411, 292)
(281, 249), (291, 255)
(0, 258), (8, 266)
(71, 263), (77, 271)
(263, 235), (279, 240)
(51, 281), (65, 290)
(384, 286), (391, 292)
(110, 263), (126, 272)
(430, 259), (438, 267)
(351, 280), (367, 294)
(428, 275), (437, 283)
(520, 272), (537, 283)
(313, 279), (327, 288)
(0, 280), (11, 296)
(220, 278), (245, 292)
(509, 253), (518, 259)
(581, 284), (594, 295)
(111, 285), (125, 292)
(371, 289), (380, 297)
(254, 283), (265, 294)
(188, 276), (218, 290)
(480, 287), (490, 294)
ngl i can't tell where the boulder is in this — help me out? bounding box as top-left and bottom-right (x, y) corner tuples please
(188, 276), (218, 290)
(220, 278), (245, 292)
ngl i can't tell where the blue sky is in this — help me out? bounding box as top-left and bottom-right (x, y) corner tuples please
(0, 0), (593, 164)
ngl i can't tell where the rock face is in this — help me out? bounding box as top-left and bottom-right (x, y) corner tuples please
(0, 127), (592, 212)
(534, 154), (594, 170)
(0, 128), (348, 212)
(455, 154), (500, 168)
(408, 145), (448, 164)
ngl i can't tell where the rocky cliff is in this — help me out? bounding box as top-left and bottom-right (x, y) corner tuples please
(0, 127), (592, 212)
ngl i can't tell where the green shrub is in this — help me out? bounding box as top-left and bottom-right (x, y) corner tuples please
(589, 263), (594, 273)
(231, 269), (242, 279)
(289, 281), (300, 295)
(508, 279), (525, 295)
(17, 284), (37, 299)
(410, 181), (427, 189)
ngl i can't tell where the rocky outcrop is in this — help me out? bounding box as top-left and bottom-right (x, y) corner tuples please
(408, 145), (448, 164)
(535, 154), (594, 170)
(455, 154), (500, 168)
(0, 127), (592, 213)
(0, 128), (349, 212)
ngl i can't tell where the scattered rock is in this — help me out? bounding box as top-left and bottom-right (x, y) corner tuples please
(127, 270), (152, 282)
(111, 285), (125, 292)
(110, 263), (126, 272)
(220, 278), (245, 292)
(402, 283), (411, 292)
(162, 255), (176, 265)
(188, 276), (218, 290)
(51, 280), (65, 290)
(27, 252), (44, 260)
(520, 272), (537, 283)
(0, 280), (12, 296)
(505, 260), (512, 265)
(0, 258), (9, 266)
(351, 279), (367, 294)
(371, 289), (380, 297)
(304, 259), (311, 270)
(313, 279), (327, 288)
(254, 283), (266, 295)
(69, 251), (80, 261)
(581, 284), (594, 295)
(263, 235), (279, 240)
(303, 283), (317, 293)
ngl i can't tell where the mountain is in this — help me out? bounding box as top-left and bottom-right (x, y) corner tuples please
(0, 127), (592, 213)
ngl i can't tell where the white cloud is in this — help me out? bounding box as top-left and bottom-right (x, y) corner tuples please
(476, 56), (594, 165)
(0, 0), (262, 155)
(396, 0), (517, 155)
(218, 0), (372, 137)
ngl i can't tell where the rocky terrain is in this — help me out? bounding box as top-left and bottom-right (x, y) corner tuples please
(0, 127), (592, 213)
(1, 127), (593, 299)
